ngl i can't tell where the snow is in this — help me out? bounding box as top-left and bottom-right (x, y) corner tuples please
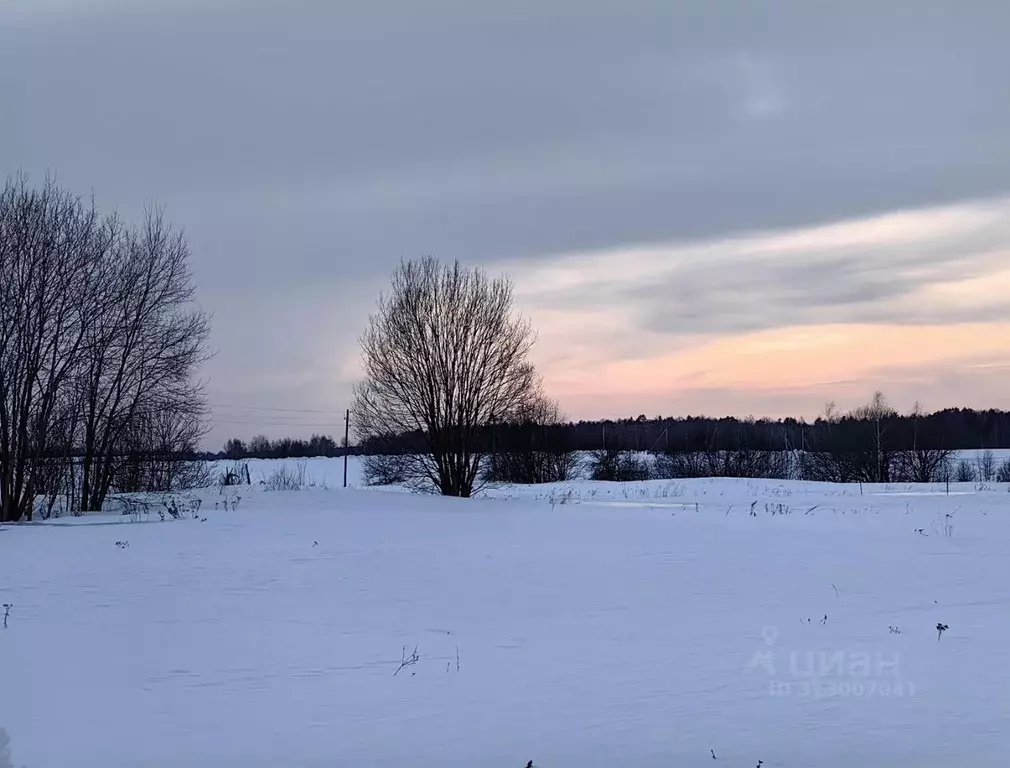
(206, 448), (1010, 490)
(3, 472), (1010, 766)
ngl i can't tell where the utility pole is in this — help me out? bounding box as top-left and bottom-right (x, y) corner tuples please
(343, 409), (350, 488)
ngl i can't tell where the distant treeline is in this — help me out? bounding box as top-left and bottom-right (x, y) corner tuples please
(214, 404), (1010, 485)
(218, 407), (1010, 459)
(218, 434), (353, 460)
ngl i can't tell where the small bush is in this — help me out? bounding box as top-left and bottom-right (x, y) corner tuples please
(653, 451), (705, 479)
(481, 395), (576, 485)
(361, 453), (411, 486)
(589, 448), (650, 482)
(483, 450), (578, 485)
(264, 459), (307, 491)
(219, 461), (250, 486)
(653, 449), (791, 479)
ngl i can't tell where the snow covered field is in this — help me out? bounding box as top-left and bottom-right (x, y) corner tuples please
(4, 469), (1010, 766)
(206, 448), (1010, 491)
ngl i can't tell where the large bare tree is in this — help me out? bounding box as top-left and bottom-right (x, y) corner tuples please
(0, 177), (112, 522)
(353, 257), (539, 497)
(76, 208), (210, 512)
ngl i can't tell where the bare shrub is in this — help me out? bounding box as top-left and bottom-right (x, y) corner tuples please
(709, 449), (791, 479)
(893, 448), (953, 483)
(113, 407), (209, 494)
(361, 452), (412, 487)
(483, 395), (577, 485)
(353, 257), (541, 497)
(264, 459), (308, 491)
(654, 449), (790, 479)
(589, 448), (650, 482)
(485, 449), (577, 485)
(654, 450), (706, 479)
(220, 462), (250, 486)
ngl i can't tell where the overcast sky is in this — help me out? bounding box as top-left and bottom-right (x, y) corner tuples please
(4, 0), (1010, 447)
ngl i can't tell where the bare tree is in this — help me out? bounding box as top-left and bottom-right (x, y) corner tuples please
(798, 403), (852, 482)
(894, 449), (951, 483)
(353, 257), (539, 497)
(76, 207), (211, 512)
(0, 176), (112, 522)
(977, 449), (997, 483)
(803, 393), (898, 483)
(361, 447), (414, 487)
(893, 401), (953, 483)
(849, 391), (897, 482)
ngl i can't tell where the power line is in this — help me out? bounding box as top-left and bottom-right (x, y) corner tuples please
(208, 402), (347, 415)
(206, 417), (349, 428)
(206, 402), (353, 429)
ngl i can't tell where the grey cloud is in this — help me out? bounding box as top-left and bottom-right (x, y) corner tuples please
(522, 207), (1010, 339)
(5, 1), (1009, 270)
(638, 260), (1010, 336)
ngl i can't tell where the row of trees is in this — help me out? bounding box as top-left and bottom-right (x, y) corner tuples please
(552, 393), (1010, 485)
(562, 406), (1010, 454)
(0, 176), (210, 521)
(357, 384), (1007, 486)
(589, 445), (1010, 485)
(220, 405), (1010, 463)
(363, 398), (1010, 487)
(221, 433), (349, 460)
(332, 405), (1010, 459)
(219, 392), (1010, 489)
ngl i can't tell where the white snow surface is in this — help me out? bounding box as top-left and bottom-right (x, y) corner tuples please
(206, 449), (1010, 490)
(4, 472), (1010, 767)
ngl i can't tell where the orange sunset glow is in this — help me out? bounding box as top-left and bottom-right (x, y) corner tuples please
(508, 197), (1010, 420)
